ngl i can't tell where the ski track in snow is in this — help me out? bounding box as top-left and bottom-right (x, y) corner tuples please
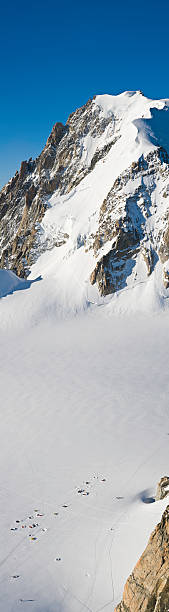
(0, 294), (169, 611)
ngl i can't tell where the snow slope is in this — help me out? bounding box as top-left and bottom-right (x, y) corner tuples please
(22, 90), (169, 308)
(0, 91), (169, 612)
(1, 90), (169, 294)
(0, 273), (169, 612)
(0, 270), (29, 298)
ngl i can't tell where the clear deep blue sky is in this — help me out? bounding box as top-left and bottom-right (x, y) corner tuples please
(0, 0), (169, 187)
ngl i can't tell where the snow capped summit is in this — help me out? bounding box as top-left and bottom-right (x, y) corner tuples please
(0, 90), (169, 314)
(1, 92), (169, 612)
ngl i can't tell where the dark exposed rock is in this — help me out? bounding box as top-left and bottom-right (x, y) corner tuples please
(141, 245), (155, 276)
(90, 239), (139, 296)
(0, 96), (117, 277)
(155, 476), (169, 501)
(37, 122), (67, 173)
(25, 185), (37, 209)
(90, 148), (169, 296)
(159, 226), (169, 263)
(0, 96), (169, 290)
(163, 270), (169, 289)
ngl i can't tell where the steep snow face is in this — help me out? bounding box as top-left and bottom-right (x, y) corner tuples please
(0, 269), (28, 298)
(95, 91), (169, 154)
(29, 94), (169, 314)
(0, 91), (169, 313)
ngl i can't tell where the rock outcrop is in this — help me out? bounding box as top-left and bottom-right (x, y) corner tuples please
(115, 505), (169, 611)
(0, 97), (116, 277)
(90, 148), (169, 296)
(155, 476), (169, 501)
(0, 91), (169, 294)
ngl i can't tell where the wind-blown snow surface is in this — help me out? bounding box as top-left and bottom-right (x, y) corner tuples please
(0, 272), (169, 612)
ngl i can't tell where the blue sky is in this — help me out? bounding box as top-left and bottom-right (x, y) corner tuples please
(0, 0), (169, 187)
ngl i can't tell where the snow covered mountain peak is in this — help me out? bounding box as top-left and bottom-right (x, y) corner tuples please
(94, 90), (168, 120)
(1, 97), (169, 612)
(0, 91), (169, 313)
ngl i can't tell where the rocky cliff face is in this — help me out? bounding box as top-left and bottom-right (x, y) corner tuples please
(115, 505), (169, 612)
(0, 91), (169, 302)
(0, 97), (116, 277)
(155, 477), (169, 501)
(90, 148), (169, 295)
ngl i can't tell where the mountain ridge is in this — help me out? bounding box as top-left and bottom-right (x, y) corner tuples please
(0, 90), (169, 313)
(1, 92), (169, 612)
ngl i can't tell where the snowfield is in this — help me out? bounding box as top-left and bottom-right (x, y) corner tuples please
(0, 90), (169, 612)
(0, 274), (169, 612)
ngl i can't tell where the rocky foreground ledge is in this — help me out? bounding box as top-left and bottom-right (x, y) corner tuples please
(115, 505), (169, 611)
